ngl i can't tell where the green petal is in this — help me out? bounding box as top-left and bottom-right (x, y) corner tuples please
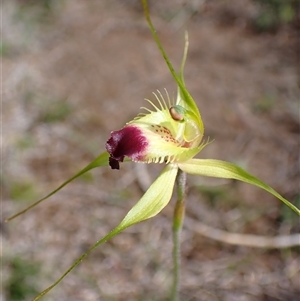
(179, 159), (300, 215)
(31, 164), (178, 301)
(176, 32), (204, 136)
(6, 151), (110, 222)
(118, 163), (178, 227)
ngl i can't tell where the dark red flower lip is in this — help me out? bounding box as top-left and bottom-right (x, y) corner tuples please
(106, 125), (149, 169)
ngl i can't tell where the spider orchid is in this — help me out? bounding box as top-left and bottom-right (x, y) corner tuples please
(106, 89), (207, 170)
(6, 1), (299, 300)
(102, 31), (299, 225)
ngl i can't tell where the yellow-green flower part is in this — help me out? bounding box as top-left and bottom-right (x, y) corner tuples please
(106, 90), (206, 169)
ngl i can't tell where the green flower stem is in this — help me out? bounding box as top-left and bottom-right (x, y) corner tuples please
(171, 169), (187, 301)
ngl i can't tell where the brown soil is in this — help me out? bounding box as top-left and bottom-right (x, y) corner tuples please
(3, 1), (299, 301)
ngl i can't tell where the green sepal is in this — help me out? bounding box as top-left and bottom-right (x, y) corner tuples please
(141, 0), (204, 136)
(179, 159), (300, 215)
(6, 151), (110, 222)
(31, 163), (178, 301)
(118, 163), (178, 226)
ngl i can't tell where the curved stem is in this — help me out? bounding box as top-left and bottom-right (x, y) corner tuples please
(171, 169), (186, 301)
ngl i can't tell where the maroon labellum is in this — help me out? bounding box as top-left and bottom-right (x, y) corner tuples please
(106, 125), (149, 169)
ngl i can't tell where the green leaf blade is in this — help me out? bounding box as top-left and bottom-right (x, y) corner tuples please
(179, 159), (300, 215)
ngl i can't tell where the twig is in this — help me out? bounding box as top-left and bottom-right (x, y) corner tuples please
(184, 216), (300, 249)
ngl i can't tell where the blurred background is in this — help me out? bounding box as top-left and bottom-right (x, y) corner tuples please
(2, 0), (299, 300)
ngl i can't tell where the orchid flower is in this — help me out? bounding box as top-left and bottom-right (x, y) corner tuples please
(6, 1), (300, 300)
